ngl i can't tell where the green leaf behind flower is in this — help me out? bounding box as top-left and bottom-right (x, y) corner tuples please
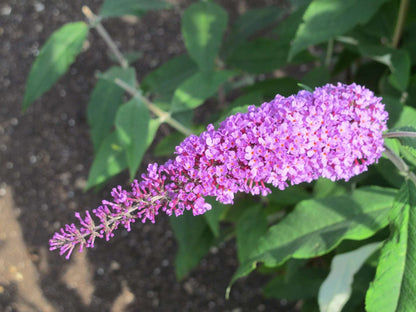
(23, 22), (89, 110)
(182, 1), (228, 72)
(227, 187), (396, 297)
(365, 181), (416, 312)
(289, 0), (389, 59)
(100, 0), (172, 18)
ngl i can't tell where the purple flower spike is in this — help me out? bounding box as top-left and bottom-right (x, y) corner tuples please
(49, 83), (388, 259)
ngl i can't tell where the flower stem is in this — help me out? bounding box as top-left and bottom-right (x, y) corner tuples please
(384, 144), (416, 186)
(392, 0), (409, 48)
(82, 5), (193, 137)
(82, 6), (129, 68)
(383, 131), (416, 139)
(114, 78), (194, 137)
(325, 39), (334, 68)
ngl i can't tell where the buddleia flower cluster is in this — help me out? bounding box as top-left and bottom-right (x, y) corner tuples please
(50, 83), (388, 259)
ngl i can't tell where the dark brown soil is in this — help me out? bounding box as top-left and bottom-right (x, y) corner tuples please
(0, 1), (297, 311)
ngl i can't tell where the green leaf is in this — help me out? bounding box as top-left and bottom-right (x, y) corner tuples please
(182, 1), (228, 72)
(354, 61), (386, 92)
(362, 0), (398, 39)
(376, 158), (404, 188)
(171, 71), (234, 113)
(243, 77), (300, 99)
(393, 106), (416, 129)
(341, 264), (376, 312)
(146, 118), (161, 146)
(380, 72), (402, 99)
(221, 92), (261, 115)
(203, 197), (226, 237)
(115, 98), (150, 179)
(226, 38), (289, 74)
(222, 198), (258, 223)
(100, 0), (172, 18)
(170, 212), (215, 279)
(407, 75), (416, 108)
(297, 83), (314, 92)
(236, 204), (268, 263)
(356, 0), (397, 40)
(356, 46), (409, 93)
(365, 181), (416, 312)
(154, 131), (186, 157)
(393, 128), (416, 167)
(302, 299), (320, 312)
(289, 0), (388, 59)
(301, 66), (331, 88)
(318, 242), (380, 312)
(231, 93), (262, 109)
(231, 6), (286, 41)
(383, 136), (401, 158)
(86, 132), (127, 189)
(23, 22), (88, 110)
(97, 66), (136, 88)
(354, 41), (393, 67)
(264, 267), (327, 300)
(402, 22), (416, 65)
(272, 4), (308, 42)
(388, 50), (411, 92)
(87, 67), (136, 151)
(268, 184), (311, 206)
(214, 92), (260, 127)
(382, 95), (404, 128)
(313, 178), (347, 199)
(400, 145), (416, 167)
(333, 49), (360, 76)
(289, 0), (313, 9)
(228, 187), (396, 296)
(141, 55), (198, 98)
(223, 6), (287, 56)
(124, 51), (143, 64)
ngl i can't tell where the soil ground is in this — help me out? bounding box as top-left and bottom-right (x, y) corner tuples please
(0, 1), (297, 311)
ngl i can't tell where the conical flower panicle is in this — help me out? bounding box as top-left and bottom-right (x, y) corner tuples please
(50, 83), (388, 259)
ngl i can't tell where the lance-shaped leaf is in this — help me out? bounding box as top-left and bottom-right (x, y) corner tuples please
(141, 55), (198, 98)
(203, 197), (226, 238)
(170, 212), (215, 280)
(223, 6), (287, 57)
(87, 67), (136, 151)
(115, 98), (150, 179)
(23, 22), (89, 110)
(388, 50), (411, 92)
(263, 266), (328, 301)
(393, 106), (416, 129)
(100, 0), (172, 18)
(236, 204), (268, 263)
(182, 1), (228, 72)
(171, 71), (234, 113)
(86, 132), (128, 190)
(318, 242), (381, 312)
(227, 186), (396, 297)
(289, 0), (388, 59)
(365, 181), (416, 312)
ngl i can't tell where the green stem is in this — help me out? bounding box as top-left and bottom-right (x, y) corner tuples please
(114, 78), (193, 137)
(383, 131), (416, 139)
(384, 145), (416, 186)
(325, 39), (334, 68)
(82, 6), (129, 69)
(392, 0), (409, 48)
